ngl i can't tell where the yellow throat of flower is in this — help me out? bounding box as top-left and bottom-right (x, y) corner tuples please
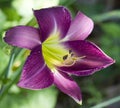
(42, 32), (68, 69)
(42, 32), (85, 70)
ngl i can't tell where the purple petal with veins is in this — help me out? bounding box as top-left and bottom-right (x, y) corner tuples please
(4, 26), (41, 50)
(57, 40), (115, 76)
(34, 6), (71, 42)
(53, 70), (82, 104)
(63, 12), (94, 41)
(18, 46), (53, 90)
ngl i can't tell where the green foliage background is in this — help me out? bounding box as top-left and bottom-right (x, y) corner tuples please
(0, 0), (120, 108)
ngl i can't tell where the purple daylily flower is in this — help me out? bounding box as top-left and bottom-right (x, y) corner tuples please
(4, 6), (115, 104)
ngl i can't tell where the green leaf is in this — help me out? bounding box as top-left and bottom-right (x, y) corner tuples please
(100, 22), (120, 64)
(101, 22), (120, 37)
(91, 95), (120, 108)
(92, 10), (120, 22)
(3, 8), (21, 21)
(0, 9), (6, 31)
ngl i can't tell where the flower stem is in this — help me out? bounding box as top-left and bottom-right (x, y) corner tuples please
(91, 96), (120, 108)
(0, 48), (22, 79)
(0, 47), (16, 93)
(0, 47), (23, 100)
(0, 64), (23, 101)
(5, 47), (16, 78)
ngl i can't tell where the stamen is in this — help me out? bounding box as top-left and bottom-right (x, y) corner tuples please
(71, 53), (74, 57)
(78, 56), (86, 59)
(63, 54), (68, 60)
(69, 49), (72, 54)
(61, 54), (86, 67)
(63, 59), (76, 67)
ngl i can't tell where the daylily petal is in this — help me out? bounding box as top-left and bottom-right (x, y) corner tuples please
(57, 40), (115, 76)
(34, 6), (71, 42)
(4, 26), (41, 50)
(18, 46), (53, 90)
(53, 70), (82, 104)
(64, 12), (94, 41)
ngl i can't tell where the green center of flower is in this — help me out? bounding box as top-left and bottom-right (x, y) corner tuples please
(42, 32), (85, 70)
(42, 32), (68, 69)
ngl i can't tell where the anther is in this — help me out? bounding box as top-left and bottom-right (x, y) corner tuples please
(69, 50), (72, 54)
(71, 53), (74, 57)
(63, 54), (68, 60)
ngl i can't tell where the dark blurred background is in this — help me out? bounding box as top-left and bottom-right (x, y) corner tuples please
(0, 0), (120, 108)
